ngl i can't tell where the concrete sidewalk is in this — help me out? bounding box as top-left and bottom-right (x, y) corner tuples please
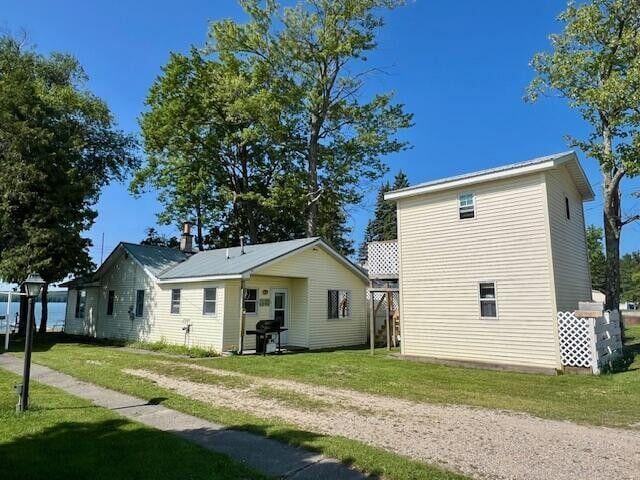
(0, 354), (367, 479)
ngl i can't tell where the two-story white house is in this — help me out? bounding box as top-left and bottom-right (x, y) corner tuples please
(385, 151), (594, 372)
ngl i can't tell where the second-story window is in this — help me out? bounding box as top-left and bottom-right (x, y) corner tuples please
(459, 193), (475, 219)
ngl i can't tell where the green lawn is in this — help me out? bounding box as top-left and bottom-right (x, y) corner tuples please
(4, 337), (466, 480)
(4, 327), (639, 480)
(0, 369), (266, 480)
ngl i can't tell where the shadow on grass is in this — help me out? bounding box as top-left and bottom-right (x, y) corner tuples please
(0, 418), (262, 480)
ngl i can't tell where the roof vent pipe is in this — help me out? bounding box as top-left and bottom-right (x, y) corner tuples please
(226, 248), (230, 260)
(240, 235), (245, 255)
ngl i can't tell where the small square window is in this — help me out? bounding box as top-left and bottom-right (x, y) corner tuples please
(479, 282), (497, 318)
(203, 288), (216, 315)
(459, 193), (475, 219)
(171, 289), (181, 314)
(244, 288), (257, 314)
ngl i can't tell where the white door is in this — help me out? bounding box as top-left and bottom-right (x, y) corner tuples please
(271, 288), (288, 344)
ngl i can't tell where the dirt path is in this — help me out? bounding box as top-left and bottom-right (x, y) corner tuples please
(124, 363), (640, 480)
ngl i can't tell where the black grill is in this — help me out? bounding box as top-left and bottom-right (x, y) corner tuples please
(245, 319), (288, 355)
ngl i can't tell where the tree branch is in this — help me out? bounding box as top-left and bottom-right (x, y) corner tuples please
(621, 214), (640, 227)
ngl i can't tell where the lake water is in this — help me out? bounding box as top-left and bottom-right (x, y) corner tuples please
(0, 301), (67, 330)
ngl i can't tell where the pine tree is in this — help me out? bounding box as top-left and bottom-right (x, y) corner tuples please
(358, 171), (410, 262)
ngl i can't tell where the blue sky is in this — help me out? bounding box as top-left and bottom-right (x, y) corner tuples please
(2, 0), (639, 264)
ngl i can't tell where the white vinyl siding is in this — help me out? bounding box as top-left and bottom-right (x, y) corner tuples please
(255, 247), (367, 350)
(66, 248), (226, 352)
(397, 172), (560, 369)
(545, 167), (592, 311)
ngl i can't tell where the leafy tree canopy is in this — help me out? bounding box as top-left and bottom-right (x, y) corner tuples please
(0, 35), (138, 284)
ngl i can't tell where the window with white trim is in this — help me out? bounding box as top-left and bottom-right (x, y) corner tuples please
(170, 289), (181, 314)
(203, 288), (216, 315)
(75, 289), (86, 318)
(106, 290), (115, 316)
(459, 193), (475, 219)
(479, 282), (497, 318)
(244, 288), (257, 314)
(328, 290), (351, 319)
(135, 290), (145, 317)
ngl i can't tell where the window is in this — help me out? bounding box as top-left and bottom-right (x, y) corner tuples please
(479, 282), (497, 318)
(75, 289), (86, 318)
(135, 290), (144, 317)
(244, 288), (257, 314)
(459, 193), (475, 219)
(565, 196), (571, 220)
(203, 288), (216, 315)
(170, 289), (181, 314)
(328, 290), (351, 319)
(106, 290), (115, 316)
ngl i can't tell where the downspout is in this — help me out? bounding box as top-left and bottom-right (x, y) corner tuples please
(238, 279), (245, 354)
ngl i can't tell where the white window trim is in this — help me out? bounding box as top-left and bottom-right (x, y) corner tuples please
(327, 289), (352, 320)
(170, 288), (181, 315)
(202, 287), (217, 315)
(135, 289), (145, 317)
(243, 287), (258, 315)
(458, 192), (476, 220)
(478, 281), (498, 319)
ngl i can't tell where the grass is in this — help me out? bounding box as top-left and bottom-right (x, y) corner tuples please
(126, 338), (219, 358)
(6, 336), (466, 480)
(5, 327), (639, 480)
(0, 369), (266, 480)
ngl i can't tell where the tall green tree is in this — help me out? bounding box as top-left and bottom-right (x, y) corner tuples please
(586, 225), (607, 292)
(133, 49), (303, 249)
(620, 251), (640, 303)
(528, 0), (640, 310)
(212, 0), (413, 240)
(0, 35), (137, 333)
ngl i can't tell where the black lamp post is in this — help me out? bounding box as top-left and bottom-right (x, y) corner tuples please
(17, 273), (45, 412)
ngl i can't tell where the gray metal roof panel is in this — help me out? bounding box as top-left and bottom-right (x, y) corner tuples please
(121, 243), (189, 277)
(159, 237), (320, 279)
(388, 151), (576, 196)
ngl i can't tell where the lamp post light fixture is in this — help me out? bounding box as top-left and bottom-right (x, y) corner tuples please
(16, 273), (45, 412)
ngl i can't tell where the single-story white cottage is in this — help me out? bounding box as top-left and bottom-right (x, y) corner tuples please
(385, 151), (595, 373)
(64, 235), (369, 353)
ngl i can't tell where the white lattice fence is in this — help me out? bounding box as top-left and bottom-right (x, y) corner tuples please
(557, 311), (623, 374)
(367, 241), (398, 279)
(557, 311), (593, 369)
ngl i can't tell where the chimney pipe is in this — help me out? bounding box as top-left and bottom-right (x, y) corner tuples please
(180, 221), (194, 253)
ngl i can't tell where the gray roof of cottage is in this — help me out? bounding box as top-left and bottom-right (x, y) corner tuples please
(158, 237), (320, 280)
(385, 151), (595, 201)
(121, 243), (189, 277)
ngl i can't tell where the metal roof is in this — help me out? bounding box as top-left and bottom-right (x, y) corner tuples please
(159, 237), (320, 280)
(121, 243), (188, 277)
(385, 151), (595, 201)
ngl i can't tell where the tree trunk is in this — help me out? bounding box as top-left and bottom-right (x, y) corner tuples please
(601, 123), (622, 312)
(306, 116), (321, 237)
(603, 180), (621, 311)
(18, 283), (27, 336)
(195, 204), (204, 251)
(239, 145), (259, 244)
(39, 282), (48, 334)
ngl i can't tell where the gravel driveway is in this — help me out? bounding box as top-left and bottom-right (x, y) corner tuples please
(124, 362), (640, 480)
